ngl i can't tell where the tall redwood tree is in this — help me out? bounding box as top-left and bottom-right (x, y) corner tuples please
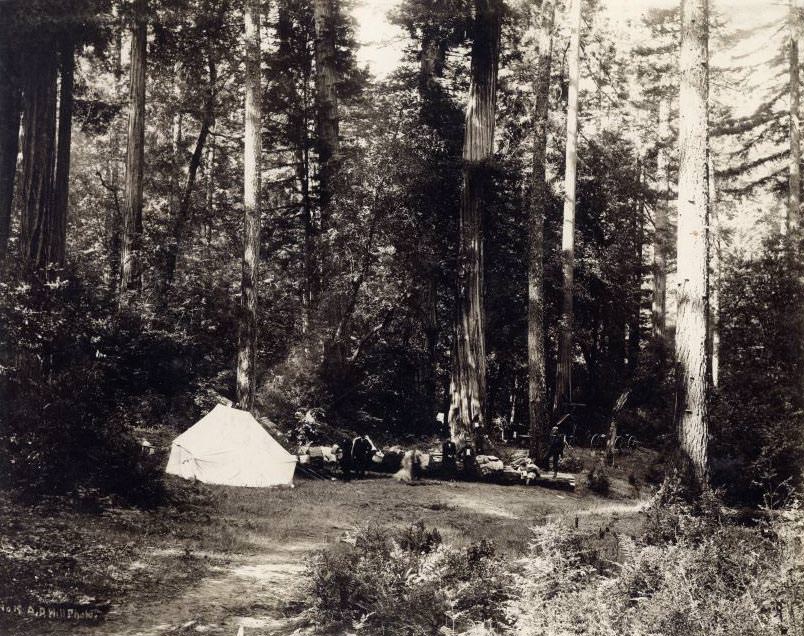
(675, 0), (710, 488)
(236, 0), (262, 410)
(528, 0), (555, 459)
(447, 0), (502, 446)
(119, 0), (147, 297)
(553, 0), (581, 416)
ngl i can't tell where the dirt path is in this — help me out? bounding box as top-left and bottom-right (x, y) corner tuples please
(99, 543), (316, 636)
(1, 472), (651, 636)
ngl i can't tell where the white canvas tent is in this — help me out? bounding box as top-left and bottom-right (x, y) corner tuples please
(166, 404), (297, 487)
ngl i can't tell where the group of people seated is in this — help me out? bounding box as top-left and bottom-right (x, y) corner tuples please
(332, 425), (566, 482)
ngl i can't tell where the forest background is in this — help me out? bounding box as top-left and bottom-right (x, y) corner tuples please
(0, 0), (802, 510)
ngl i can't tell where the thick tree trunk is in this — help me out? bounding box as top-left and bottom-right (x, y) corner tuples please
(0, 44), (21, 260)
(553, 0), (581, 416)
(789, 0), (801, 242)
(120, 0), (147, 297)
(313, 0), (340, 232)
(236, 0), (262, 411)
(676, 0), (710, 489)
(448, 0), (502, 447)
(652, 99), (670, 344)
(528, 0), (554, 460)
(20, 48), (59, 271)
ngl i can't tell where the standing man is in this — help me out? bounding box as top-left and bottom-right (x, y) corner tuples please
(354, 435), (370, 478)
(461, 443), (476, 480)
(338, 438), (353, 482)
(442, 437), (457, 479)
(545, 426), (564, 477)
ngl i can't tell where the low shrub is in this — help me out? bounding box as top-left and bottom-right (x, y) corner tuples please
(559, 452), (584, 473)
(305, 520), (512, 635)
(510, 494), (804, 636)
(587, 463), (610, 495)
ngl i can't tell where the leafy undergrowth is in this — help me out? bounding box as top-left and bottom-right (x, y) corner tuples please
(305, 521), (513, 636)
(301, 477), (803, 636)
(509, 480), (804, 636)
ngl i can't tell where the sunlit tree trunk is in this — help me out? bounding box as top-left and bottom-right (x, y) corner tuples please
(448, 0), (502, 446)
(553, 0), (581, 416)
(120, 0), (147, 298)
(528, 0), (554, 459)
(52, 38), (74, 269)
(20, 48), (59, 271)
(0, 43), (21, 260)
(676, 0), (710, 488)
(789, 0), (800, 243)
(237, 0), (262, 411)
(652, 99), (670, 344)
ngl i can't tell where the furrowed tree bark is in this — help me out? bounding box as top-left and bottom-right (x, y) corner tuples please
(553, 0), (581, 416)
(313, 0), (340, 236)
(120, 0), (147, 299)
(0, 43), (21, 260)
(789, 0), (800, 243)
(652, 99), (670, 344)
(237, 0), (262, 411)
(676, 0), (710, 489)
(20, 48), (59, 272)
(447, 0), (502, 447)
(528, 0), (554, 460)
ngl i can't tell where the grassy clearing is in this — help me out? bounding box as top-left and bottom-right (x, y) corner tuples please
(0, 449), (654, 636)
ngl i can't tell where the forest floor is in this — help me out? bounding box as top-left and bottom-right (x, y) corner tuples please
(0, 448), (659, 636)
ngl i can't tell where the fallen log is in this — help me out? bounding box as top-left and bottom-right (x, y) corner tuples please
(530, 471), (577, 491)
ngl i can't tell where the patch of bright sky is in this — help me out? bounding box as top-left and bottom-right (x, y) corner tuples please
(356, 0), (786, 82)
(353, 0), (408, 77)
